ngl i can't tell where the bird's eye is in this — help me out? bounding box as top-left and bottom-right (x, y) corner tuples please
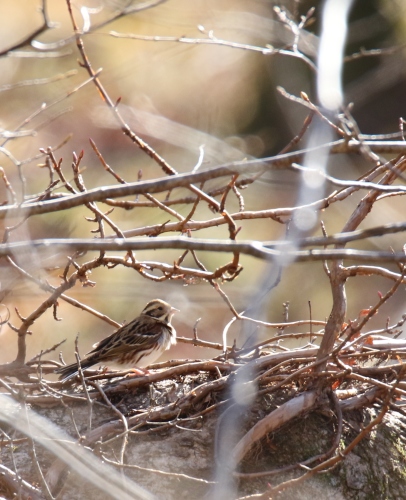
(157, 306), (163, 311)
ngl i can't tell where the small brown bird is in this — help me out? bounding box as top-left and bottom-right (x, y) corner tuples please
(57, 299), (178, 382)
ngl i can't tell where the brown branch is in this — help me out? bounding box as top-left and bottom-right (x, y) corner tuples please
(0, 463), (44, 500)
(13, 273), (78, 365)
(269, 372), (402, 497)
(6, 255), (120, 328)
(234, 389), (343, 480)
(3, 138), (406, 219)
(315, 157), (406, 370)
(231, 391), (319, 466)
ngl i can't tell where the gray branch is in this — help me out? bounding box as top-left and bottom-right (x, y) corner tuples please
(1, 236), (406, 263)
(2, 139), (406, 219)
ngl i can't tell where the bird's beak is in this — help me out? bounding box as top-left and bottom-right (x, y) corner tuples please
(171, 306), (180, 314)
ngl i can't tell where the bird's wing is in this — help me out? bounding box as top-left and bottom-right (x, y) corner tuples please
(86, 317), (169, 361)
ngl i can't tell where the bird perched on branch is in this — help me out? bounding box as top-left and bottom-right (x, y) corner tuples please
(56, 299), (178, 382)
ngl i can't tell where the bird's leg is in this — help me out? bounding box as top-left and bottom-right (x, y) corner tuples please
(124, 367), (150, 377)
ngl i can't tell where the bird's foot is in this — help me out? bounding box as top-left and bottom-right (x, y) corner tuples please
(124, 367), (150, 378)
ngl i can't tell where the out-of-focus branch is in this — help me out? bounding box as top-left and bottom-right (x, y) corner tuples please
(2, 237), (406, 264)
(0, 463), (44, 500)
(108, 30), (317, 71)
(0, 0), (51, 57)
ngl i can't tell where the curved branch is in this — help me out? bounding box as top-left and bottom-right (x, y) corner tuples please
(231, 390), (318, 466)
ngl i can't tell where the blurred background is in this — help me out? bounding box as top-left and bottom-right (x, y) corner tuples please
(1, 0), (406, 367)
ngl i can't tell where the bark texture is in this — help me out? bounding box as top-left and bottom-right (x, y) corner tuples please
(1, 379), (406, 500)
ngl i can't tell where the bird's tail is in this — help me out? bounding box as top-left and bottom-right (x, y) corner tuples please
(55, 358), (94, 382)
